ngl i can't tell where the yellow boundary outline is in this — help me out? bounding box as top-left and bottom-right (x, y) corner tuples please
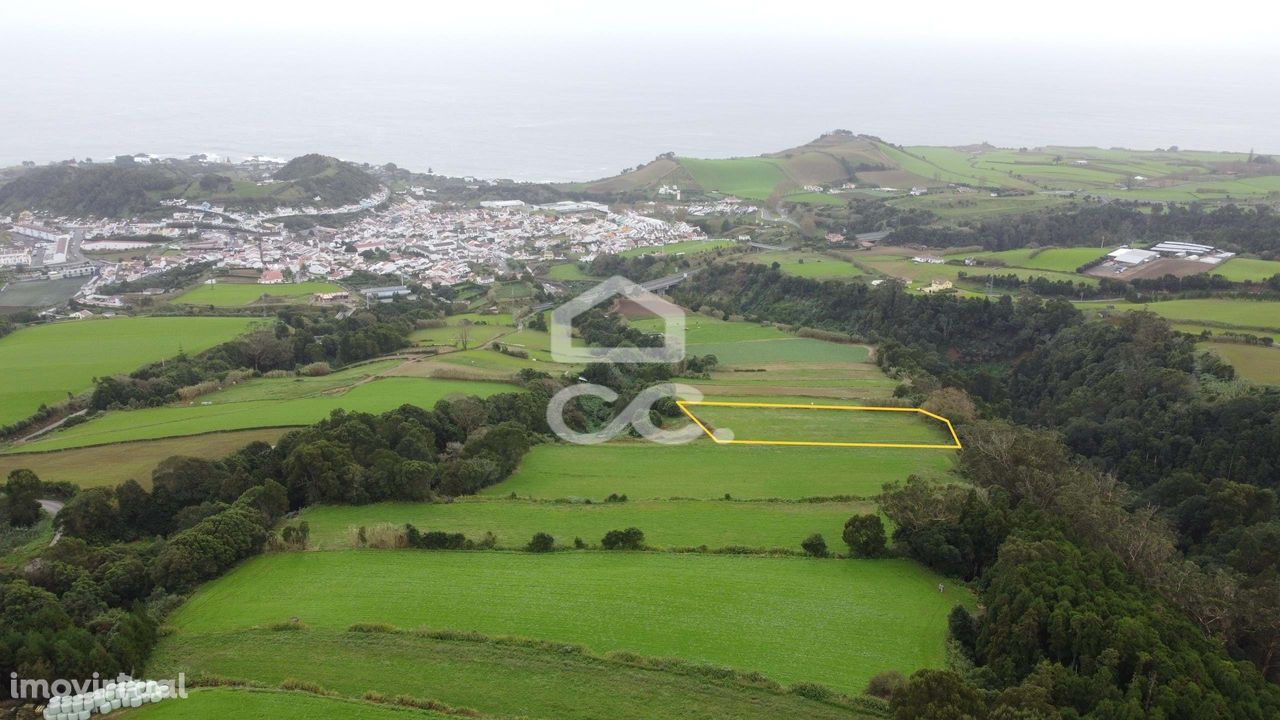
(675, 400), (962, 450)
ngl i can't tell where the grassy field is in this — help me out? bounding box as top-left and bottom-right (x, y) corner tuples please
(298, 497), (878, 551)
(679, 158), (790, 200)
(742, 251), (864, 278)
(8, 377), (517, 453)
(165, 551), (966, 694)
(887, 192), (1071, 221)
(1078, 298), (1280, 333)
(119, 689), (455, 720)
(862, 255), (1097, 289)
(1202, 342), (1280, 385)
(619, 239), (737, 257)
(960, 246), (1116, 272)
(684, 401), (954, 446)
(174, 281), (344, 306)
(149, 633), (876, 720)
(486, 442), (953, 500)
(1213, 257), (1280, 282)
(409, 316), (513, 348)
(0, 428), (288, 489)
(546, 262), (597, 281)
(0, 316), (258, 427)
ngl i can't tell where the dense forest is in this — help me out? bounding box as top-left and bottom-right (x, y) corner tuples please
(663, 260), (1280, 717)
(889, 202), (1280, 258)
(0, 381), (552, 699)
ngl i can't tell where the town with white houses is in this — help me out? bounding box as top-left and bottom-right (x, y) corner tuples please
(0, 181), (704, 309)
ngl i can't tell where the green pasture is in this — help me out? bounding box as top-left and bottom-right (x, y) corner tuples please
(8, 377), (518, 453)
(174, 281), (343, 306)
(619, 239), (738, 257)
(487, 442), (954, 500)
(1213, 257), (1280, 282)
(1077, 298), (1280, 333)
(742, 251), (865, 278)
(678, 158), (791, 200)
(298, 497), (878, 551)
(166, 551), (967, 694)
(961, 246), (1116, 272)
(0, 316), (257, 427)
(119, 689), (454, 720)
(684, 401), (953, 446)
(1202, 342), (1280, 385)
(148, 632), (875, 720)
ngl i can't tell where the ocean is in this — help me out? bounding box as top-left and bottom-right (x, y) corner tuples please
(3, 36), (1277, 181)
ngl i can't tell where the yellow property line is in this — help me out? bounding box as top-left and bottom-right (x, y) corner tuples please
(675, 400), (962, 450)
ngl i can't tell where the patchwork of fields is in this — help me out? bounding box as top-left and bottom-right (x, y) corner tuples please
(7, 373), (518, 453)
(0, 316), (258, 427)
(0, 302), (969, 719)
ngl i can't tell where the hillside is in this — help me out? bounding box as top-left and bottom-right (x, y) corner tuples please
(0, 154), (381, 217)
(575, 131), (1280, 205)
(269, 153), (382, 206)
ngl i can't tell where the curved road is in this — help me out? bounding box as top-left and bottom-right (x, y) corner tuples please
(37, 499), (63, 545)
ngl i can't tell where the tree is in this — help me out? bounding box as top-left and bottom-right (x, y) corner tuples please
(801, 533), (828, 557)
(4, 469), (43, 528)
(57, 487), (121, 544)
(527, 532), (555, 553)
(890, 669), (984, 720)
(921, 387), (977, 424)
(455, 320), (473, 350)
(843, 514), (886, 557)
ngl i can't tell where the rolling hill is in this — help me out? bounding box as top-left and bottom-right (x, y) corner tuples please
(573, 131), (1280, 204)
(0, 154), (381, 217)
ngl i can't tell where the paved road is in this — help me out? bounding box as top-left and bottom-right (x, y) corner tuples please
(37, 499), (63, 545)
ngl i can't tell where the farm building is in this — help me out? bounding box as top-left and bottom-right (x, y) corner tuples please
(1107, 248), (1159, 265)
(1150, 241), (1215, 256)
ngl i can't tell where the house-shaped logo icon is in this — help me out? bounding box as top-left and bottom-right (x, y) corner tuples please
(550, 275), (685, 364)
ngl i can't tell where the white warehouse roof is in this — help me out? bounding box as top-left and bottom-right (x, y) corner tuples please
(1108, 248), (1159, 265)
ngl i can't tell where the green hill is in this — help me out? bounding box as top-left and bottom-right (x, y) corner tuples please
(0, 154), (381, 217)
(574, 131), (1280, 204)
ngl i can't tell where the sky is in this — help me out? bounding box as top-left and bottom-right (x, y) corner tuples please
(2, 1), (1277, 177)
(4, 0), (1279, 50)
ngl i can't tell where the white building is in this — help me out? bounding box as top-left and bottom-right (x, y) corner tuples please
(1107, 248), (1159, 265)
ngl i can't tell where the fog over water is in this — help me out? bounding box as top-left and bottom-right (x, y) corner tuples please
(3, 30), (1277, 180)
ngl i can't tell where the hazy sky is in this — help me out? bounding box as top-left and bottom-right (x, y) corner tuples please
(5, 0), (1279, 50)
(3, 1), (1277, 177)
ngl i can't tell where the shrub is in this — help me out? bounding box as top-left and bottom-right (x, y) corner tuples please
(843, 514), (887, 558)
(789, 681), (835, 702)
(573, 536), (587, 549)
(601, 527), (645, 550)
(299, 361), (332, 376)
(527, 532), (555, 553)
(801, 533), (829, 558)
(361, 523), (407, 549)
(864, 670), (905, 699)
(605, 493), (628, 503)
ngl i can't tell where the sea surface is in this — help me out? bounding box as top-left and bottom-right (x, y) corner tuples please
(3, 37), (1277, 181)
